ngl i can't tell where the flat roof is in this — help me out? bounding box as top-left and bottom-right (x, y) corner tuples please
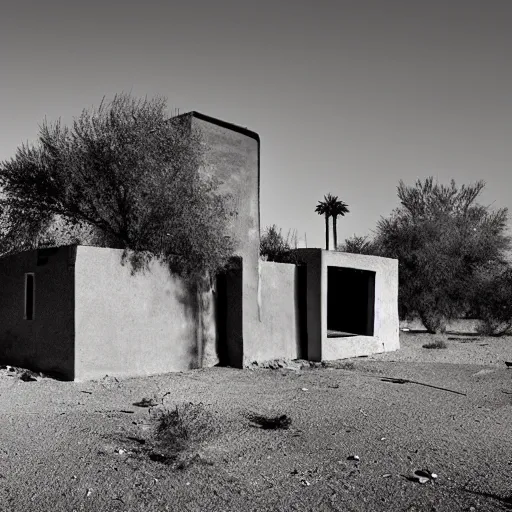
(173, 111), (260, 143)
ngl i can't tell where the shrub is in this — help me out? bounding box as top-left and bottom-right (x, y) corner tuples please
(472, 262), (512, 336)
(339, 235), (380, 255)
(148, 402), (217, 464)
(422, 339), (448, 349)
(260, 225), (298, 263)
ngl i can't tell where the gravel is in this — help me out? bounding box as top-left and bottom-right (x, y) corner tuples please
(0, 332), (511, 511)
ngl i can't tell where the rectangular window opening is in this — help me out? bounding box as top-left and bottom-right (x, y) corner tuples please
(327, 267), (375, 338)
(24, 273), (35, 320)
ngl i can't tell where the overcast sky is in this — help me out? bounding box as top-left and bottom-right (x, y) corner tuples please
(1, 0), (511, 248)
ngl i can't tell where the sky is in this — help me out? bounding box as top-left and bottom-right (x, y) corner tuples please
(1, 0), (511, 249)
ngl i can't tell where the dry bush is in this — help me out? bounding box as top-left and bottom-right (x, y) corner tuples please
(148, 402), (218, 465)
(260, 225), (299, 263)
(422, 339), (448, 349)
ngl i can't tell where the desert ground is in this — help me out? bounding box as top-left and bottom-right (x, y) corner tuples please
(1, 332), (512, 512)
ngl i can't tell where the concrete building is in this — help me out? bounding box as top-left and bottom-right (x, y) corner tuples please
(0, 112), (400, 380)
(294, 249), (399, 361)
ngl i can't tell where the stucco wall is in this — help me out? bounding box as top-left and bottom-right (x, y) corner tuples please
(73, 246), (217, 381)
(0, 247), (75, 378)
(246, 261), (301, 363)
(191, 113), (261, 367)
(295, 249), (399, 360)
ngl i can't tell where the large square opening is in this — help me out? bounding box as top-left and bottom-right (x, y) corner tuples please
(327, 267), (375, 337)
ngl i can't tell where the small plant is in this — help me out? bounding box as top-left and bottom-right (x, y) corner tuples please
(260, 225), (299, 263)
(422, 339), (447, 349)
(148, 402), (217, 464)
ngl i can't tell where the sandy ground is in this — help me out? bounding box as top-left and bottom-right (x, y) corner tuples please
(1, 332), (512, 512)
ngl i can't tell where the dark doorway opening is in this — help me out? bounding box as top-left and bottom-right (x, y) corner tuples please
(327, 267), (375, 337)
(296, 264), (308, 359)
(215, 259), (243, 368)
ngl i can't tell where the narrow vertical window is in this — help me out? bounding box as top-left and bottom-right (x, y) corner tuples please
(25, 273), (35, 320)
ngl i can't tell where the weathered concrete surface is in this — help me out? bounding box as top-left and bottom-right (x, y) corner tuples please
(0, 247), (75, 379)
(295, 249), (399, 361)
(74, 246), (216, 381)
(190, 113), (261, 367)
(246, 261), (301, 363)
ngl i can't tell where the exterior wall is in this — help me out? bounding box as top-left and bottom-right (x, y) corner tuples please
(190, 113), (261, 367)
(74, 246), (216, 381)
(0, 247), (75, 379)
(247, 261), (301, 363)
(295, 249), (399, 360)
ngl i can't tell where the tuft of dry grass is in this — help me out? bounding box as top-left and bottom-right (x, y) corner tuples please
(143, 402), (218, 466)
(422, 339), (448, 350)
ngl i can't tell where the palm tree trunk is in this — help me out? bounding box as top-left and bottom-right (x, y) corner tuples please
(325, 214), (330, 250)
(333, 215), (338, 250)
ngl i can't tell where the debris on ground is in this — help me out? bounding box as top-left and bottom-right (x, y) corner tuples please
(20, 371), (38, 382)
(133, 397), (158, 408)
(405, 470), (438, 484)
(380, 376), (466, 396)
(415, 469), (438, 480)
(1, 366), (46, 381)
(245, 359), (303, 371)
(246, 413), (292, 430)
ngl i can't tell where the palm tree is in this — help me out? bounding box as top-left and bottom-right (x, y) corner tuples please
(330, 198), (349, 249)
(315, 195), (332, 250)
(315, 194), (349, 250)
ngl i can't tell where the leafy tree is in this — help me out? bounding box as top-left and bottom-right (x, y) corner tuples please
(376, 177), (510, 333)
(260, 224), (298, 263)
(315, 194), (349, 250)
(0, 93), (236, 279)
